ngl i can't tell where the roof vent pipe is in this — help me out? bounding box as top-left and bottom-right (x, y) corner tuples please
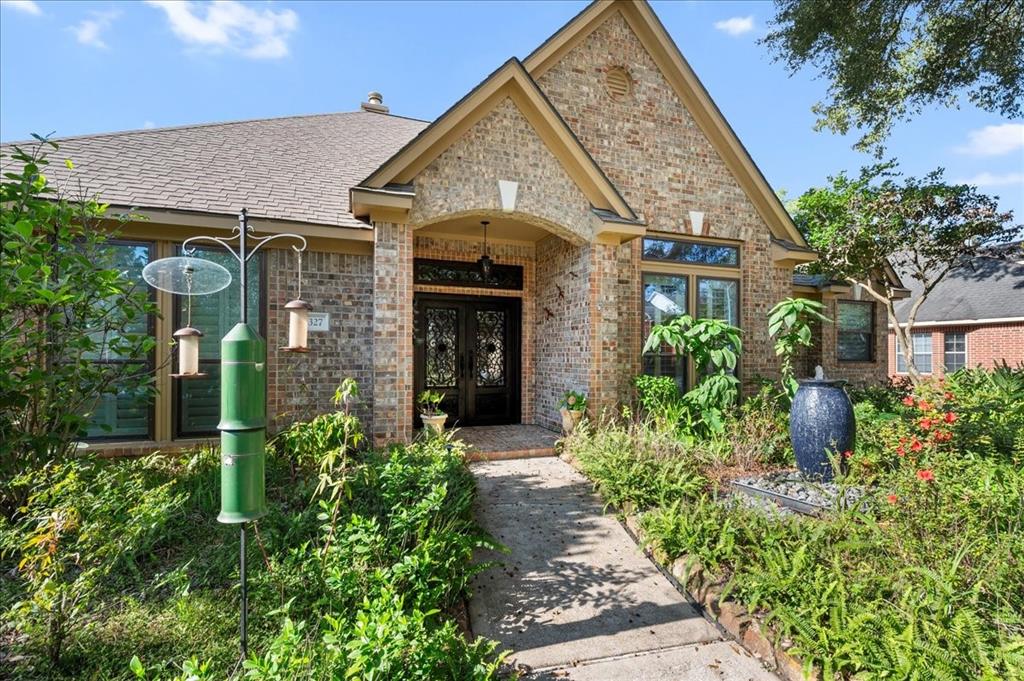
(361, 91), (389, 114)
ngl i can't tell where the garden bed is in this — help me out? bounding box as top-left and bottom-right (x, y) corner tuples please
(0, 409), (506, 680)
(561, 369), (1024, 680)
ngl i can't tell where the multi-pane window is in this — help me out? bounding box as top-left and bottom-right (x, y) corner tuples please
(642, 237), (739, 267)
(696, 277), (739, 325)
(837, 301), (874, 361)
(896, 333), (933, 374)
(174, 248), (264, 436)
(943, 332), (967, 373)
(84, 241), (155, 440)
(642, 273), (688, 391)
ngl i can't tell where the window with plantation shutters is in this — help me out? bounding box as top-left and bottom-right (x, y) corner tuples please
(837, 301), (874, 361)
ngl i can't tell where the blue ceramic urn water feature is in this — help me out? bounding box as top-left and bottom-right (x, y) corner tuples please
(790, 366), (855, 482)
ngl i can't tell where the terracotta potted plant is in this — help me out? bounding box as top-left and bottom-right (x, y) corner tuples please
(559, 390), (588, 434)
(418, 390), (447, 436)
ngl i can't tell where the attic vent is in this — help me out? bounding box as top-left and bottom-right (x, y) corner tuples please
(605, 66), (632, 101)
(361, 91), (390, 114)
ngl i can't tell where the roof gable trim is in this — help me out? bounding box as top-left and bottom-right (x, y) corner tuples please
(358, 59), (636, 222)
(524, 0), (809, 248)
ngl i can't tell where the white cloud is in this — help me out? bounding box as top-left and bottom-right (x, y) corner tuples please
(954, 123), (1024, 157)
(70, 11), (119, 49)
(955, 171), (1024, 188)
(714, 15), (754, 36)
(142, 121), (156, 129)
(146, 0), (298, 59)
(1, 1), (42, 15)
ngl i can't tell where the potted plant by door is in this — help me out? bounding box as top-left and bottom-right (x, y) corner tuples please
(559, 390), (588, 434)
(418, 390), (447, 436)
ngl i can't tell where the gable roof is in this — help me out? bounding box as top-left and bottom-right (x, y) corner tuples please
(523, 0), (810, 248)
(893, 249), (1024, 324)
(357, 58), (638, 222)
(0, 111), (428, 230)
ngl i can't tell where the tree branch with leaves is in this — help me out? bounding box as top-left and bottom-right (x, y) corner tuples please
(793, 163), (1019, 383)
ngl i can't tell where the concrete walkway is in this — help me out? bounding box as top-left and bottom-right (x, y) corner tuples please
(468, 457), (778, 680)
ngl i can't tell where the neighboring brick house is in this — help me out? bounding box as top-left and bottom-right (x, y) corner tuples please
(2, 0), (891, 451)
(889, 249), (1024, 378)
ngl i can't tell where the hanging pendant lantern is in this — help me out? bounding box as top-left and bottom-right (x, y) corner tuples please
(477, 220), (493, 280)
(282, 246), (313, 353)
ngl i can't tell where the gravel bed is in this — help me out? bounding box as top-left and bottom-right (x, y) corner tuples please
(729, 470), (867, 516)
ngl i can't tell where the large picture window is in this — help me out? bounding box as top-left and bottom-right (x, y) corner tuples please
(943, 332), (966, 373)
(896, 333), (933, 374)
(837, 301), (874, 361)
(174, 248), (264, 436)
(84, 241), (155, 440)
(642, 273), (688, 390)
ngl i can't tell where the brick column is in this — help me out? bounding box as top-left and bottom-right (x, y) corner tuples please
(372, 221), (413, 445)
(588, 242), (621, 417)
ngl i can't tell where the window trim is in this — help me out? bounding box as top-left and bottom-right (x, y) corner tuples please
(836, 300), (876, 363)
(641, 234), (741, 269)
(83, 239), (157, 443)
(171, 246), (268, 439)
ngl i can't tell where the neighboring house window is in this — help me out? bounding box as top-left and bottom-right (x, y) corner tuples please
(896, 332), (933, 374)
(837, 301), (874, 361)
(944, 332), (967, 373)
(640, 235), (741, 391)
(85, 241), (155, 440)
(174, 248), (264, 437)
(642, 273), (688, 391)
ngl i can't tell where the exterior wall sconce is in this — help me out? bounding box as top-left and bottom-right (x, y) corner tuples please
(172, 326), (206, 378)
(689, 210), (704, 236)
(498, 180), (518, 213)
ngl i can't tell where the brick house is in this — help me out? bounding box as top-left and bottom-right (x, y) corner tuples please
(889, 249), (1024, 378)
(3, 0), (891, 451)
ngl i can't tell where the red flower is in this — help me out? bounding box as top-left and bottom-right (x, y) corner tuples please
(842, 450), (853, 459)
(918, 400), (932, 411)
(919, 417), (932, 430)
(944, 412), (957, 424)
(886, 494), (898, 505)
(934, 430), (952, 443)
(896, 445), (906, 456)
(944, 392), (954, 400)
(910, 438), (924, 452)
(916, 469), (935, 482)
(902, 396), (916, 407)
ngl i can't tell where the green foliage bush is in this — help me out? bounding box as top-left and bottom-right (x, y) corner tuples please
(2, 405), (505, 679)
(564, 367), (1024, 679)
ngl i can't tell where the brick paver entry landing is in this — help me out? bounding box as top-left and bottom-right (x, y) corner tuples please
(456, 425), (559, 461)
(468, 457), (779, 680)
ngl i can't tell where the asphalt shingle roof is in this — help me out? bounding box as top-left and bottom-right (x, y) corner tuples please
(1, 111), (429, 229)
(894, 249), (1024, 323)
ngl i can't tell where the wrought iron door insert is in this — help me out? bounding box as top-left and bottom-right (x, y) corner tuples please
(413, 294), (521, 427)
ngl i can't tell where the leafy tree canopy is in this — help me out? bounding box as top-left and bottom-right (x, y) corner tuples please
(765, 0), (1024, 153)
(793, 163), (1021, 380)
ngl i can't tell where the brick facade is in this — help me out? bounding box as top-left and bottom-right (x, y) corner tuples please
(372, 222), (414, 444)
(266, 248), (375, 431)
(888, 322), (1024, 378)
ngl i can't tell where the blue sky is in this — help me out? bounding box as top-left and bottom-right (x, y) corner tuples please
(2, 0), (1021, 219)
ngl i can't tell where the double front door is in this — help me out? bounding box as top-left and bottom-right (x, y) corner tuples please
(413, 294), (521, 427)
